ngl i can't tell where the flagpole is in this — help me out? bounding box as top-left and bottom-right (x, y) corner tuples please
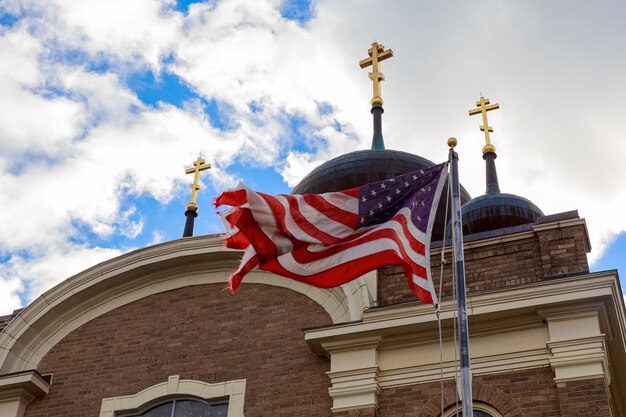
(448, 138), (473, 417)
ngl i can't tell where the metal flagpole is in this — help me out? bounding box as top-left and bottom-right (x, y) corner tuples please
(447, 138), (473, 417)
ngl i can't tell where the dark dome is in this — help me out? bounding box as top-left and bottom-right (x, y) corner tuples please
(292, 149), (471, 241)
(461, 192), (544, 235)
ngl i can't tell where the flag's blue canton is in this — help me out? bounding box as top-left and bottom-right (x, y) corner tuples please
(358, 164), (443, 232)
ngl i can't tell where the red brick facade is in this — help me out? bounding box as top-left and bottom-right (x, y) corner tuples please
(335, 368), (611, 417)
(556, 378), (611, 417)
(377, 222), (589, 306)
(24, 283), (333, 417)
(376, 368), (558, 417)
(6, 216), (616, 417)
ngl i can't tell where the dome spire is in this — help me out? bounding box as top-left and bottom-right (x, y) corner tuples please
(359, 42), (393, 150)
(468, 95), (501, 194)
(182, 155), (212, 237)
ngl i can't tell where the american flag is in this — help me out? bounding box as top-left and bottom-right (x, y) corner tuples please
(215, 162), (448, 305)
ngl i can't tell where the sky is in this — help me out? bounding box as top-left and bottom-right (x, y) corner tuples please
(0, 0), (625, 314)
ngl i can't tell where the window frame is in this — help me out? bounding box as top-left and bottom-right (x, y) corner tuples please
(99, 375), (246, 417)
(118, 396), (230, 417)
(441, 402), (503, 417)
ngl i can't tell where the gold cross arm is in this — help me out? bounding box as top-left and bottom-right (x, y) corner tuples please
(468, 96), (500, 154)
(185, 156), (212, 211)
(359, 42), (393, 106)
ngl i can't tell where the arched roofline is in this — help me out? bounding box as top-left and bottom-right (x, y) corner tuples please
(0, 235), (374, 374)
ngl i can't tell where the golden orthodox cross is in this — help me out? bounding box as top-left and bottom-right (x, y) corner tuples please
(185, 156), (212, 211)
(359, 42), (393, 106)
(468, 96), (500, 154)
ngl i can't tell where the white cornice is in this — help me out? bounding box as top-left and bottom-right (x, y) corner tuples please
(304, 271), (622, 346)
(434, 217), (588, 255)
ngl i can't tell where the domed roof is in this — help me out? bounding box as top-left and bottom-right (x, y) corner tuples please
(461, 192), (544, 235)
(293, 149), (434, 194)
(292, 148), (471, 241)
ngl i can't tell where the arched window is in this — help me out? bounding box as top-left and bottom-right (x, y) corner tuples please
(443, 402), (503, 417)
(100, 376), (245, 417)
(450, 412), (492, 417)
(129, 399), (228, 417)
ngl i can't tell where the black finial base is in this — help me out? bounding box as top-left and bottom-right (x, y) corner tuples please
(371, 104), (385, 150)
(183, 209), (198, 238)
(483, 151), (501, 194)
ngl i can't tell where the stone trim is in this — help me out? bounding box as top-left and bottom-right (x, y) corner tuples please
(378, 348), (550, 387)
(99, 375), (246, 417)
(0, 235), (373, 374)
(441, 402), (504, 417)
(323, 337), (382, 412)
(305, 272), (626, 414)
(304, 272), (621, 344)
(419, 386), (520, 417)
(0, 370), (50, 417)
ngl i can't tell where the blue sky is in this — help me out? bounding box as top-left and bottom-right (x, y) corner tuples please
(0, 0), (624, 312)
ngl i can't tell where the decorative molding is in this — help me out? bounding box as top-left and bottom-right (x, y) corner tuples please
(305, 272), (620, 347)
(304, 272), (626, 413)
(540, 303), (611, 384)
(442, 402), (505, 417)
(321, 337), (382, 412)
(419, 386), (521, 417)
(0, 370), (50, 417)
(327, 367), (380, 412)
(547, 335), (609, 383)
(0, 235), (372, 374)
(433, 217), (587, 255)
(99, 375), (246, 417)
(379, 348), (550, 388)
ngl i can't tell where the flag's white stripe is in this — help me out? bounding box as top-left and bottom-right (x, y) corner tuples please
(244, 185), (294, 253)
(412, 273), (436, 301)
(234, 245), (259, 275)
(289, 195), (356, 240)
(318, 191), (359, 215)
(306, 207), (426, 256)
(274, 195), (323, 245)
(218, 206), (239, 236)
(276, 229), (427, 277)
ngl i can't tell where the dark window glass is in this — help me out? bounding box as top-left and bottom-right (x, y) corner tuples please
(131, 400), (228, 417)
(452, 411), (492, 417)
(140, 402), (173, 417)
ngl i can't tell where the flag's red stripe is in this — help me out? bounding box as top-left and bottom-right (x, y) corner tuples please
(257, 193), (302, 245)
(339, 187), (360, 198)
(259, 192), (338, 247)
(261, 250), (432, 305)
(302, 193), (359, 229)
(215, 189), (247, 207)
(224, 231), (249, 249)
(287, 215), (426, 266)
(280, 194), (343, 245)
(224, 208), (278, 261)
(288, 227), (427, 279)
(229, 253), (260, 294)
(262, 249), (402, 287)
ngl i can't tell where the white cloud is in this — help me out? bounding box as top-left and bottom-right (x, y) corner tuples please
(0, 0), (625, 314)
(15, 0), (182, 70)
(0, 243), (124, 304)
(0, 276), (22, 315)
(0, 28), (85, 159)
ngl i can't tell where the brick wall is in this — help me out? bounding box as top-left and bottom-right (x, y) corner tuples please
(378, 222), (590, 306)
(378, 367), (560, 417)
(556, 378), (611, 416)
(333, 409), (378, 417)
(24, 283), (333, 417)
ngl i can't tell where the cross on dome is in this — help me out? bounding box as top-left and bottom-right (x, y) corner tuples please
(468, 96), (500, 154)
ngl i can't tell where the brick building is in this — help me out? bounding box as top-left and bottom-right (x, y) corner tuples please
(0, 134), (625, 416)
